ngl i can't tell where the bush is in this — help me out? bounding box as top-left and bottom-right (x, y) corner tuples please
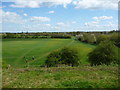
(45, 50), (61, 67)
(96, 34), (109, 44)
(61, 47), (80, 66)
(109, 33), (120, 48)
(45, 47), (80, 67)
(88, 40), (117, 66)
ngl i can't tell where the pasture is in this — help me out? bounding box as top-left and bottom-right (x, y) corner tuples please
(2, 38), (95, 68)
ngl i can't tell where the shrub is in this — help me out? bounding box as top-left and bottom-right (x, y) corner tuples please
(45, 47), (80, 67)
(45, 50), (61, 67)
(88, 40), (117, 66)
(61, 47), (80, 67)
(96, 34), (109, 44)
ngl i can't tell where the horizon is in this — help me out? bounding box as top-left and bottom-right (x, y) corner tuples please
(0, 30), (119, 33)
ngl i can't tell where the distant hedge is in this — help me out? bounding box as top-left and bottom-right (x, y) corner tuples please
(2, 33), (71, 39)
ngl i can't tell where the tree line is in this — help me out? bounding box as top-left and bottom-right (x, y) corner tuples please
(76, 32), (120, 48)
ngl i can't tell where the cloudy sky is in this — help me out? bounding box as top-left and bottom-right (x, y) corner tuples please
(0, 0), (119, 32)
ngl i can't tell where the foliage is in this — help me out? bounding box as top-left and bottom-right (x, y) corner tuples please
(96, 34), (109, 44)
(88, 40), (117, 66)
(45, 50), (61, 67)
(77, 33), (97, 44)
(109, 33), (120, 48)
(2, 32), (71, 39)
(45, 47), (80, 67)
(60, 47), (80, 66)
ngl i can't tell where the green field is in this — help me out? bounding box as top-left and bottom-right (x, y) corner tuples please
(2, 38), (95, 68)
(2, 38), (119, 88)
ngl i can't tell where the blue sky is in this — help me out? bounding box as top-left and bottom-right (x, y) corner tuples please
(0, 0), (119, 32)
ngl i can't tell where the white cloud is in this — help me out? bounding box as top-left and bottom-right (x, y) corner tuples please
(45, 24), (51, 27)
(23, 13), (28, 16)
(10, 0), (41, 8)
(84, 21), (99, 26)
(93, 16), (113, 20)
(48, 10), (55, 14)
(22, 23), (52, 32)
(2, 10), (24, 24)
(71, 21), (76, 24)
(2, 0), (119, 10)
(74, 0), (119, 10)
(84, 17), (117, 31)
(10, 0), (73, 8)
(53, 22), (70, 31)
(57, 22), (65, 26)
(34, 23), (51, 27)
(30, 16), (51, 22)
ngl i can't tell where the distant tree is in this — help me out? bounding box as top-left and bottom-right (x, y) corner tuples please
(96, 34), (109, 44)
(109, 33), (120, 48)
(88, 40), (117, 66)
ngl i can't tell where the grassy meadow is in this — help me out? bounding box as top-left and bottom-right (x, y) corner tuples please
(2, 38), (95, 68)
(2, 38), (119, 88)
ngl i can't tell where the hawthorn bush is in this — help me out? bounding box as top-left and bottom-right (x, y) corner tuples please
(60, 47), (80, 67)
(88, 40), (117, 66)
(45, 50), (61, 67)
(45, 47), (80, 67)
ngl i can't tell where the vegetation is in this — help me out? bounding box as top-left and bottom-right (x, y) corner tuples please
(76, 31), (120, 48)
(96, 34), (109, 44)
(2, 38), (94, 67)
(88, 41), (118, 66)
(2, 65), (119, 88)
(45, 47), (80, 67)
(45, 50), (61, 67)
(109, 33), (120, 48)
(2, 32), (71, 39)
(60, 47), (80, 66)
(2, 31), (119, 88)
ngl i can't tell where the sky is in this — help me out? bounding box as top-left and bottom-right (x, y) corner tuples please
(0, 0), (119, 32)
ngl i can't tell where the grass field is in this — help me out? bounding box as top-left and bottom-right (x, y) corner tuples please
(2, 38), (119, 88)
(2, 38), (95, 68)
